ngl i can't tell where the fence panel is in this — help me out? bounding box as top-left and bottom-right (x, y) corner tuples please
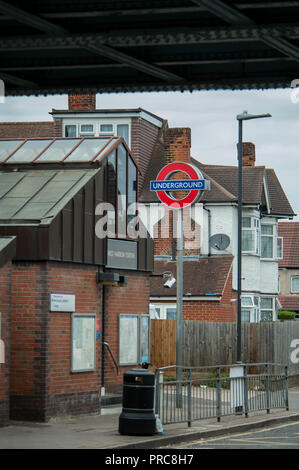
(150, 320), (299, 376)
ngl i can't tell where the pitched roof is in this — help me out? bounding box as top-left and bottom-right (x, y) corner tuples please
(150, 256), (233, 297)
(140, 146), (295, 218)
(266, 169), (295, 216)
(0, 122), (54, 138)
(278, 222), (299, 268)
(193, 161), (265, 205)
(0, 168), (99, 225)
(278, 296), (299, 312)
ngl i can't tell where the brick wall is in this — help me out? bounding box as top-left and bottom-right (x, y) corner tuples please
(0, 261), (12, 426)
(183, 270), (236, 322)
(10, 261), (101, 421)
(0, 122), (54, 138)
(9, 261), (150, 420)
(102, 270), (150, 393)
(68, 93), (96, 111)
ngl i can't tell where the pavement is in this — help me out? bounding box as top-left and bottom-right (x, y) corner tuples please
(0, 388), (299, 449)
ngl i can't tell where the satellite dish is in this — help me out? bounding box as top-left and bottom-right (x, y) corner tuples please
(210, 233), (230, 250)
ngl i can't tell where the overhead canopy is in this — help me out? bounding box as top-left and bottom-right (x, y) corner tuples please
(0, 1), (299, 95)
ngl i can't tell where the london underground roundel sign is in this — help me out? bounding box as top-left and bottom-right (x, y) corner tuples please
(150, 162), (210, 208)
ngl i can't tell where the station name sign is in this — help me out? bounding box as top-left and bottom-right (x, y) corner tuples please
(150, 161), (210, 208)
(150, 179), (208, 191)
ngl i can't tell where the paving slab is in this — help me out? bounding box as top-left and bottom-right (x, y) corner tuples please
(0, 389), (298, 449)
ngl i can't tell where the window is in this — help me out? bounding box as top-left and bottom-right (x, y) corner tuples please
(117, 124), (129, 144)
(261, 224), (274, 258)
(100, 124), (114, 135)
(79, 124), (95, 136)
(241, 296), (260, 322)
(65, 125), (77, 137)
(149, 304), (176, 320)
(107, 144), (137, 238)
(277, 237), (283, 259)
(242, 216), (259, 254)
(260, 297), (274, 321)
(291, 277), (299, 293)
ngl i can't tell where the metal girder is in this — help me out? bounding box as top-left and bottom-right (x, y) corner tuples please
(1, 24), (299, 51)
(0, 0), (65, 34)
(0, 0), (184, 83)
(86, 43), (184, 82)
(196, 0), (299, 63)
(192, 0), (254, 25)
(0, 71), (37, 87)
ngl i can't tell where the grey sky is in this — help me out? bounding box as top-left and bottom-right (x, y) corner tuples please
(1, 88), (298, 220)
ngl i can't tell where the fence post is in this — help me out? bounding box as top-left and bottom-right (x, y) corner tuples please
(216, 367), (221, 422)
(243, 364), (248, 418)
(265, 363), (270, 414)
(187, 368), (192, 427)
(285, 366), (289, 412)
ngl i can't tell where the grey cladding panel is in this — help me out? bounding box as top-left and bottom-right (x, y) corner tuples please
(14, 202), (55, 219)
(0, 197), (29, 218)
(31, 180), (76, 203)
(6, 176), (49, 198)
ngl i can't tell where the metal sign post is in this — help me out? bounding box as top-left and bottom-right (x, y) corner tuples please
(151, 161), (210, 409)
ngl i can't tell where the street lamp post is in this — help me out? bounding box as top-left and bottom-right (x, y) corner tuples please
(236, 111), (271, 364)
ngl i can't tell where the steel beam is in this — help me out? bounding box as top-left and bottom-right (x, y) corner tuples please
(195, 0), (299, 63)
(0, 0), (184, 82)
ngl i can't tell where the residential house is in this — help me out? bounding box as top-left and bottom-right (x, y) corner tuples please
(139, 131), (295, 323)
(278, 221), (299, 319)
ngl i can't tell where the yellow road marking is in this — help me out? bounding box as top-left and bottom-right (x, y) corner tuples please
(178, 420), (299, 447)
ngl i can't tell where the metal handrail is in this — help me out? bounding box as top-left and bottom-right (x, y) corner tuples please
(103, 341), (120, 376)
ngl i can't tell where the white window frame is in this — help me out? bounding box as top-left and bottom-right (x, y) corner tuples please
(79, 123), (95, 137)
(241, 295), (260, 322)
(242, 216), (260, 255)
(149, 303), (176, 320)
(291, 276), (299, 293)
(63, 119), (131, 146)
(277, 236), (283, 260)
(260, 296), (275, 322)
(261, 223), (275, 259)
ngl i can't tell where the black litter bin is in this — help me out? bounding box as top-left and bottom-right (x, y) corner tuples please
(119, 368), (156, 435)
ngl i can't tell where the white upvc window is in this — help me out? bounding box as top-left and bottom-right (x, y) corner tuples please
(291, 277), (299, 293)
(149, 303), (176, 320)
(261, 223), (282, 259)
(260, 296), (275, 321)
(242, 216), (260, 254)
(79, 124), (95, 136)
(241, 295), (260, 322)
(63, 121), (130, 145)
(65, 124), (77, 137)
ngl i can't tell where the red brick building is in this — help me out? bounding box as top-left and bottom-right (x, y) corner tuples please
(278, 222), (299, 318)
(0, 237), (16, 426)
(0, 131), (153, 422)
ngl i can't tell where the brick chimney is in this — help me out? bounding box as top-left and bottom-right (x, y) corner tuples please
(163, 128), (191, 163)
(68, 93), (96, 111)
(242, 142), (255, 167)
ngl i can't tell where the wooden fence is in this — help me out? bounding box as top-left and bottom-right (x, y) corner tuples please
(150, 320), (299, 375)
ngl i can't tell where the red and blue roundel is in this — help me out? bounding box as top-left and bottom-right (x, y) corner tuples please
(150, 161), (209, 208)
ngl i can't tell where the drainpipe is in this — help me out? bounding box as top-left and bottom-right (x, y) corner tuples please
(203, 205), (211, 256)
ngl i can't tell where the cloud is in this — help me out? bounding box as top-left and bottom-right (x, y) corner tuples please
(1, 88), (298, 219)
